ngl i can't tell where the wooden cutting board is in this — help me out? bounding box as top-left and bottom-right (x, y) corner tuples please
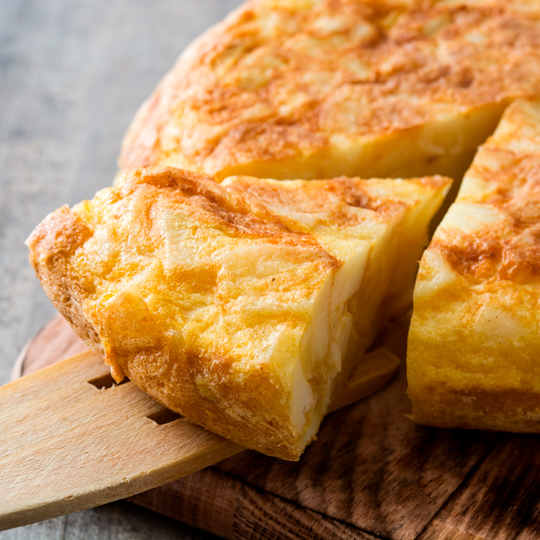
(13, 315), (540, 540)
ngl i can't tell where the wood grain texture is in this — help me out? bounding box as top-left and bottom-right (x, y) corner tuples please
(12, 315), (89, 381)
(2, 315), (400, 533)
(417, 521), (486, 540)
(0, 351), (243, 531)
(131, 468), (379, 540)
(11, 315), (508, 540)
(0, 1), (242, 537)
(0, 502), (216, 540)
(214, 317), (499, 540)
(5, 1), (540, 539)
(420, 434), (540, 540)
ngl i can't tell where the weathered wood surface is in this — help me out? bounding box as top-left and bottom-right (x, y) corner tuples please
(418, 433), (540, 540)
(1, 317), (399, 532)
(13, 314), (524, 540)
(0, 0), (241, 538)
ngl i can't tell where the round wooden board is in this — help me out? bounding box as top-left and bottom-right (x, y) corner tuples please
(12, 315), (89, 381)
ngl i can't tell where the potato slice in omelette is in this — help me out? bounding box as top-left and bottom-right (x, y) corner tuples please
(28, 167), (449, 459)
(408, 99), (540, 432)
(120, 0), (540, 184)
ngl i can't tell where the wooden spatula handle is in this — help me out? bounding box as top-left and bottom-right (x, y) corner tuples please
(0, 347), (399, 531)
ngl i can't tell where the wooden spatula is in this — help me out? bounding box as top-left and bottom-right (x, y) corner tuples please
(0, 347), (400, 531)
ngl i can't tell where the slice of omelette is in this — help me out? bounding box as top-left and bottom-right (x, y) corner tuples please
(120, 0), (540, 184)
(28, 167), (449, 460)
(408, 99), (540, 431)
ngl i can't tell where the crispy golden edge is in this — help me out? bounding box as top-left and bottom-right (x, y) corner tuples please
(26, 206), (104, 356)
(410, 382), (540, 433)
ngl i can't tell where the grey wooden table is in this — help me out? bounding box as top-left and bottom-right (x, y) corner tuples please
(0, 1), (242, 537)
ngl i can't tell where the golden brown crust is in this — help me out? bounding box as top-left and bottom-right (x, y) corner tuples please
(120, 345), (304, 460)
(224, 175), (405, 225)
(431, 107), (540, 284)
(120, 0), (540, 179)
(28, 167), (448, 459)
(115, 168), (333, 251)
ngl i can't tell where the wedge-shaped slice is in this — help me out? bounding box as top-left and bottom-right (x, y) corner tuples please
(408, 99), (540, 431)
(28, 168), (449, 459)
(120, 0), (540, 184)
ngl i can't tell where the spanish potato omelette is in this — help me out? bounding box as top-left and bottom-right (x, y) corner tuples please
(408, 99), (540, 432)
(27, 168), (449, 459)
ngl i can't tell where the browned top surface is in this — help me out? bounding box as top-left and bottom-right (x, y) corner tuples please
(430, 99), (540, 285)
(223, 174), (450, 228)
(120, 0), (540, 176)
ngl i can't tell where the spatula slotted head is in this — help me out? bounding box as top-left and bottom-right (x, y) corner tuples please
(0, 351), (242, 531)
(0, 346), (399, 531)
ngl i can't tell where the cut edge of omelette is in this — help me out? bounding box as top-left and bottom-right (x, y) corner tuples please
(408, 98), (540, 432)
(27, 167), (450, 460)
